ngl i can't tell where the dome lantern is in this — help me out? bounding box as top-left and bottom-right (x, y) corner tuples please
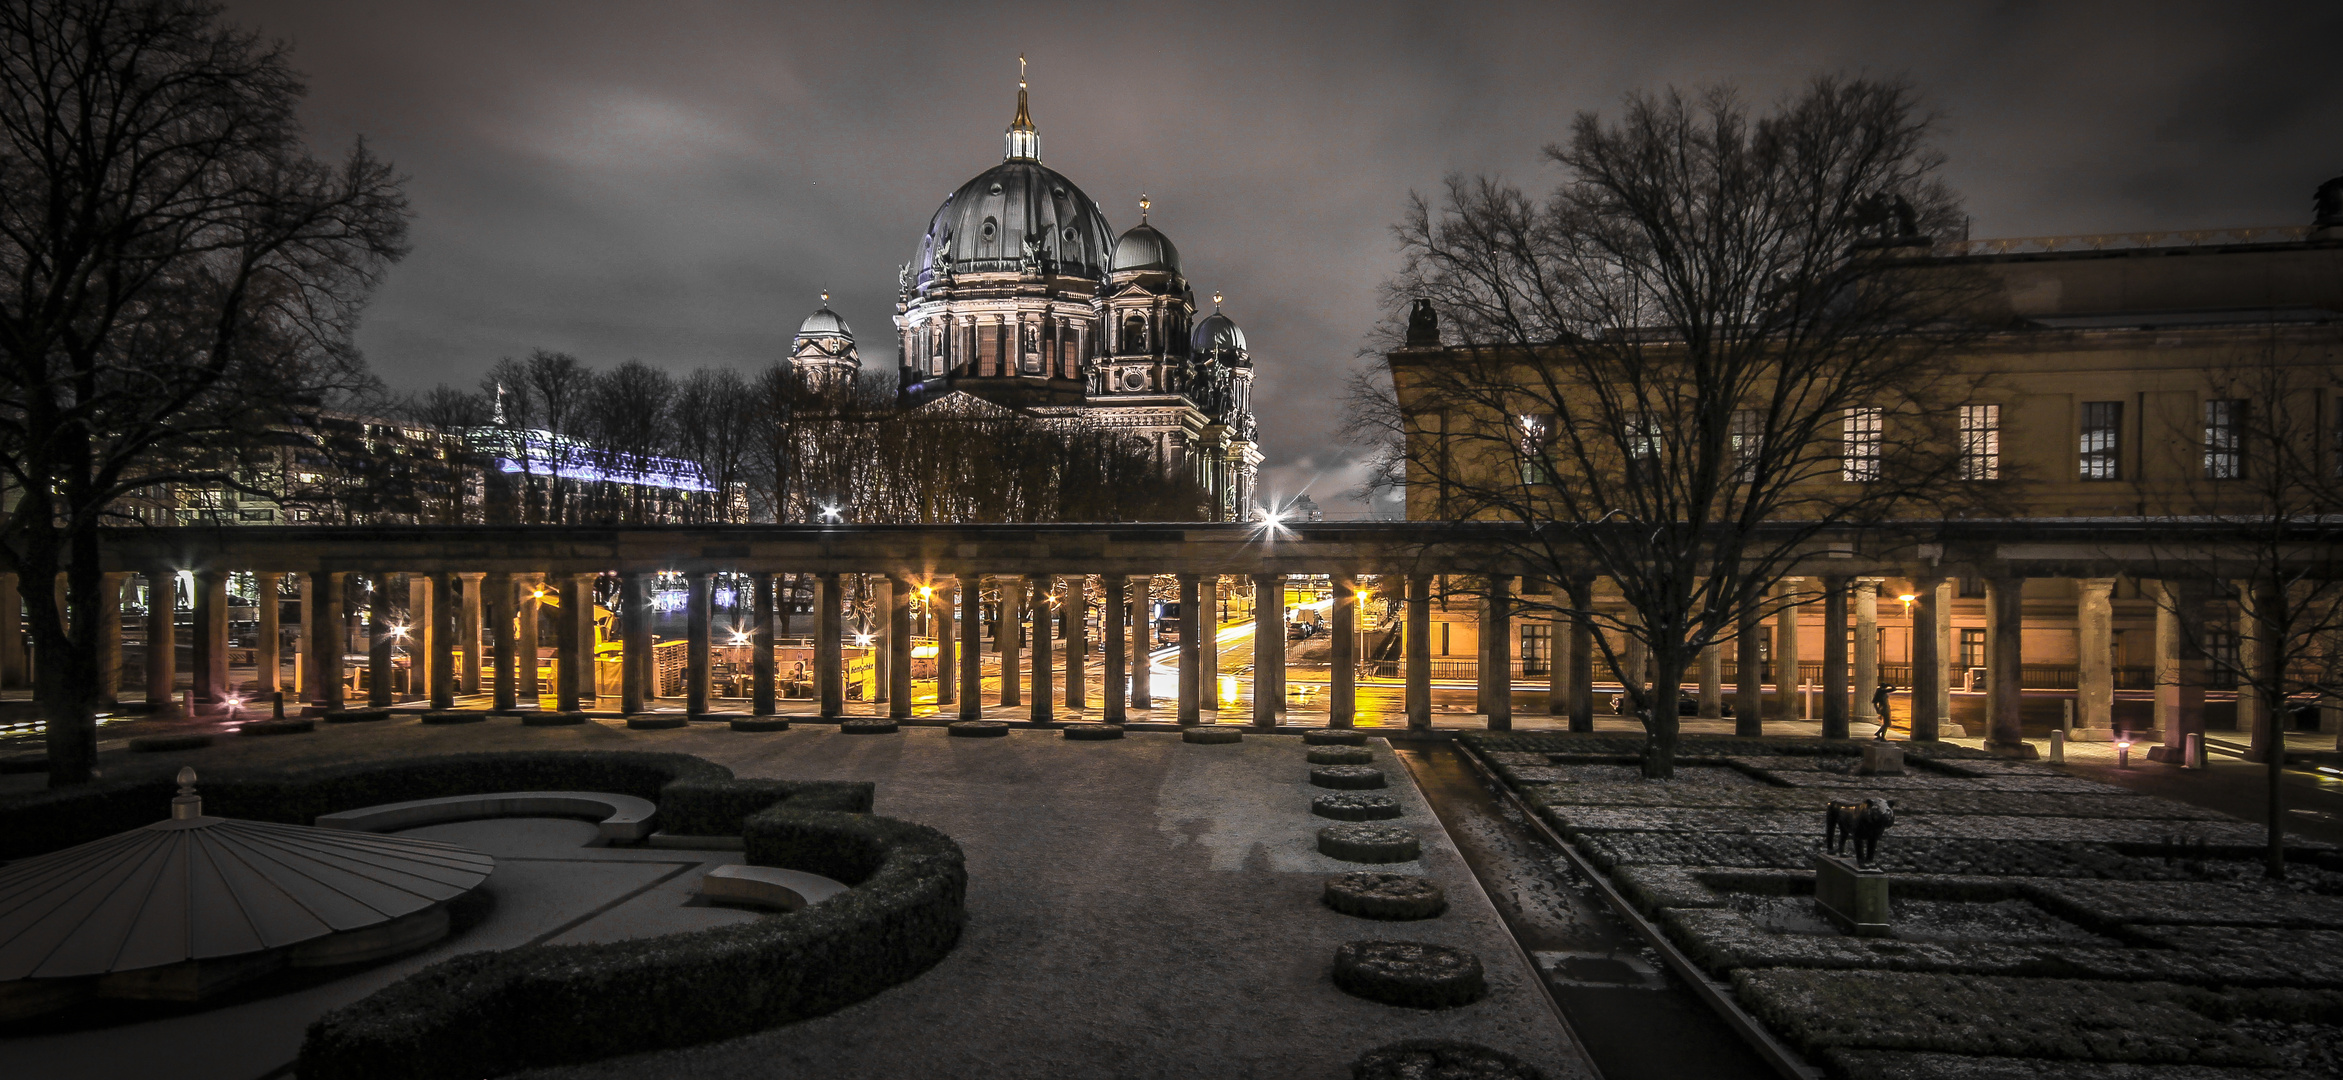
(1005, 54), (1039, 162)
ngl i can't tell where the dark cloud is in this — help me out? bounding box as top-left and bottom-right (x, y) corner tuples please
(225, 0), (2342, 514)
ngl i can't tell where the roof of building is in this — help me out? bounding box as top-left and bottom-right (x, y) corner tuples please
(1112, 222), (1182, 275)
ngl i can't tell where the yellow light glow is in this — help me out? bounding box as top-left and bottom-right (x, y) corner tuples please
(1897, 594), (1917, 603)
(1218, 675), (1238, 704)
(913, 644), (939, 659)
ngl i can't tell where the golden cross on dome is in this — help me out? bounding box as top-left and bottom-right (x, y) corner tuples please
(1213, 290), (1224, 308)
(820, 289), (829, 304)
(1019, 54), (1026, 89)
(1139, 193), (1150, 221)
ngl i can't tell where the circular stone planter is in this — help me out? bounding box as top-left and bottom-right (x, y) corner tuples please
(1312, 791), (1402, 821)
(524, 711), (589, 727)
(1323, 872), (1448, 920)
(625, 716), (689, 730)
(1062, 723), (1124, 740)
(1353, 1040), (1539, 1079)
(238, 718), (314, 737)
(1303, 729), (1369, 746)
(128, 733), (213, 753)
(1307, 746), (1374, 766)
(948, 721), (1010, 738)
(421, 711), (487, 725)
(731, 717), (790, 732)
(323, 709), (392, 724)
(1310, 764), (1387, 790)
(841, 719), (899, 734)
(1317, 823), (1420, 863)
(1331, 940), (1487, 1009)
(1182, 727), (1243, 744)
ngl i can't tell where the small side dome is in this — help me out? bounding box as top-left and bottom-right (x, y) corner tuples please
(1112, 223), (1181, 274)
(1192, 310), (1248, 366)
(797, 302), (853, 342)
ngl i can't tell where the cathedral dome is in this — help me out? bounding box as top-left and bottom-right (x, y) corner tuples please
(915, 160), (1115, 287)
(797, 303), (853, 342)
(1192, 309), (1250, 367)
(1112, 222), (1181, 274)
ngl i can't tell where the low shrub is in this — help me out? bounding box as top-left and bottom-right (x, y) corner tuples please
(1323, 872), (1447, 920)
(657, 778), (873, 837)
(1312, 765), (1387, 790)
(298, 805), (967, 1080)
(1331, 941), (1486, 1009)
(1308, 747), (1374, 766)
(1304, 729), (1368, 747)
(1319, 824), (1421, 863)
(1352, 1040), (1541, 1079)
(1313, 792), (1402, 821)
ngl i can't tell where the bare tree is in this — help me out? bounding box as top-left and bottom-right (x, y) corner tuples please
(673, 366), (756, 522)
(582, 359), (677, 523)
(1367, 77), (1994, 776)
(0, 0), (409, 784)
(522, 348), (590, 519)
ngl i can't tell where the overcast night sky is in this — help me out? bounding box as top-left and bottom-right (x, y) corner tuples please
(224, 0), (2341, 516)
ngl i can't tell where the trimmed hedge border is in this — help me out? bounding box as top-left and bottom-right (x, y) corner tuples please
(731, 717), (790, 732)
(1304, 729), (1369, 746)
(298, 800), (966, 1080)
(522, 711), (587, 727)
(421, 711), (487, 726)
(948, 721), (1010, 738)
(1183, 727), (1242, 744)
(1353, 1040), (1542, 1079)
(841, 719), (899, 734)
(626, 715), (689, 730)
(239, 718), (314, 737)
(128, 733), (213, 752)
(1332, 940), (1487, 1009)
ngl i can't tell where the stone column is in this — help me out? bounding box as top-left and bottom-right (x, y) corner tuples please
(1330, 575), (1357, 729)
(752, 574), (777, 716)
(1130, 575), (1153, 711)
(1103, 575), (1127, 723)
(404, 574), (430, 703)
(2077, 578), (2116, 732)
(1028, 574), (1054, 723)
(194, 569), (228, 704)
(2150, 580), (2209, 762)
(1698, 644), (1722, 719)
(1253, 573), (1285, 728)
(1198, 575), (1219, 713)
(97, 572), (127, 704)
(369, 574), (394, 708)
(1736, 596), (1764, 736)
(554, 574), (583, 712)
(1549, 592), (1570, 717)
(871, 575), (892, 705)
(935, 579), (957, 708)
(1484, 575), (1512, 731)
(1909, 577), (1942, 741)
(1405, 574), (1431, 730)
(620, 572), (649, 715)
(1984, 574), (2033, 757)
(489, 573), (517, 713)
(518, 575), (542, 706)
(1853, 581), (1879, 728)
(889, 573), (914, 720)
(685, 571), (712, 715)
(0, 573), (23, 689)
(1822, 576), (1850, 739)
(1066, 575), (1087, 711)
(816, 573), (843, 719)
(431, 574), (457, 711)
(1178, 574), (1202, 724)
(457, 572), (484, 696)
(1934, 580), (1955, 725)
(254, 572), (282, 695)
(1000, 576), (1024, 707)
(146, 567), (177, 714)
(1774, 580), (1803, 722)
(309, 571), (346, 712)
(958, 574), (983, 719)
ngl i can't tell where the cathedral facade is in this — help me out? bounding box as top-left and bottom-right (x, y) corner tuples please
(786, 68), (1261, 522)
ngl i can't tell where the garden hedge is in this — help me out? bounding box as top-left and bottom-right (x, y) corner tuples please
(1352, 1040), (1541, 1079)
(297, 803), (967, 1080)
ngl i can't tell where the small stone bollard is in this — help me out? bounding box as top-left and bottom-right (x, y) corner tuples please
(1857, 741), (1904, 776)
(1813, 852), (1890, 936)
(2049, 728), (2066, 763)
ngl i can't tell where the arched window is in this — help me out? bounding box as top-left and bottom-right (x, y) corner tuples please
(1122, 314), (1146, 355)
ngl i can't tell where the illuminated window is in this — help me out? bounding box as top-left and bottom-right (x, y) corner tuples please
(1958, 404), (2000, 480)
(1842, 408), (1883, 481)
(2079, 401), (2122, 480)
(1517, 413), (1556, 486)
(1958, 628), (1986, 669)
(2204, 399), (2245, 479)
(1730, 409), (1763, 483)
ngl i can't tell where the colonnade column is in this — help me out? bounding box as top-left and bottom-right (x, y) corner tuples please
(1177, 574), (1202, 724)
(560, 574), (593, 712)
(1129, 576), (1153, 711)
(309, 571), (346, 712)
(1549, 590), (1570, 717)
(254, 572), (282, 696)
(2076, 577), (2115, 733)
(958, 574), (983, 719)
(490, 572), (517, 713)
(1909, 576), (1942, 741)
(935, 579), (957, 709)
(816, 573), (843, 719)
(1028, 574), (1054, 723)
(1405, 574), (1431, 731)
(146, 567), (176, 714)
(457, 572), (484, 696)
(194, 569), (227, 704)
(888, 573), (913, 720)
(1066, 575), (1087, 711)
(1698, 645), (1722, 719)
(0, 573), (23, 689)
(1822, 576), (1849, 739)
(97, 572), (127, 704)
(1329, 575), (1357, 729)
(405, 574), (431, 703)
(1933, 579), (1955, 725)
(1484, 575), (1512, 731)
(620, 571), (648, 715)
(1103, 576), (1127, 723)
(1852, 581), (1879, 730)
(752, 574), (777, 716)
(369, 574), (394, 708)
(1774, 579), (1803, 723)
(1000, 576), (1024, 708)
(686, 571), (712, 715)
(1735, 594), (1763, 736)
(1253, 573), (1285, 729)
(431, 574), (457, 710)
(1198, 576), (1219, 713)
(518, 575), (542, 706)
(1984, 574), (2033, 756)
(2150, 580), (2208, 763)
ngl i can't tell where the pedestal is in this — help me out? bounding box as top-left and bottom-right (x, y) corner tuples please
(1858, 741), (1904, 776)
(1813, 853), (1890, 937)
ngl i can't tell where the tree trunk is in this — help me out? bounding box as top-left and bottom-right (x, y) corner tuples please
(1640, 653), (1690, 779)
(2265, 683), (2288, 879)
(27, 525), (104, 785)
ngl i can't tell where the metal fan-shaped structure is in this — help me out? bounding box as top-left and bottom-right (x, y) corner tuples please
(0, 770), (492, 1012)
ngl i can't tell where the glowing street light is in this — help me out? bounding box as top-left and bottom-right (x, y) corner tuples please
(819, 505), (844, 523)
(389, 623), (410, 640)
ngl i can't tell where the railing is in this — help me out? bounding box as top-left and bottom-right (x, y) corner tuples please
(1938, 226), (2310, 257)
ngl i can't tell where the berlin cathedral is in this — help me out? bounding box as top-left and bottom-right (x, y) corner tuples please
(786, 63), (1262, 522)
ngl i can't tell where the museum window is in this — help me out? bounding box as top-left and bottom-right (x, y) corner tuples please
(1730, 408), (1763, 483)
(1958, 404), (2000, 480)
(1517, 413), (1556, 486)
(1959, 628), (1987, 670)
(1520, 622), (1552, 675)
(1122, 314), (1146, 355)
(1841, 407), (1883, 481)
(2204, 398), (2245, 479)
(2079, 401), (2122, 480)
(1624, 412), (1662, 484)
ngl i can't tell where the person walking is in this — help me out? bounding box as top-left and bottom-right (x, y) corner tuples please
(1872, 682), (1895, 739)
